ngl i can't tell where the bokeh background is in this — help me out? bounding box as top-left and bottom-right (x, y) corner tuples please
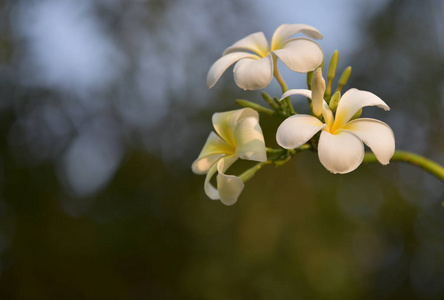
(1, 0), (444, 299)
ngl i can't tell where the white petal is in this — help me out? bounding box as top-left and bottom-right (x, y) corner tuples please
(234, 117), (267, 162)
(212, 108), (259, 146)
(273, 38), (323, 73)
(318, 130), (364, 174)
(223, 32), (269, 57)
(276, 115), (325, 149)
(271, 24), (323, 50)
(279, 89), (312, 101)
(311, 68), (325, 116)
(204, 161), (220, 200)
(333, 89), (390, 129)
(207, 52), (259, 89)
(192, 153), (225, 175)
(216, 156), (244, 206)
(233, 54), (273, 90)
(192, 132), (233, 174)
(342, 118), (395, 165)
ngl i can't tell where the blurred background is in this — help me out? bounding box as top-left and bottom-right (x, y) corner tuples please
(0, 0), (444, 299)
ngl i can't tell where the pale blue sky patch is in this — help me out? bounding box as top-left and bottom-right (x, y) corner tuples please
(14, 0), (124, 94)
(254, 0), (389, 94)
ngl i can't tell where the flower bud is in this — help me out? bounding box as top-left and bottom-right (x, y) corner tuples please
(325, 50), (339, 99)
(329, 91), (341, 111)
(351, 108), (362, 120)
(311, 68), (325, 117)
(327, 50), (339, 81)
(336, 66), (352, 93)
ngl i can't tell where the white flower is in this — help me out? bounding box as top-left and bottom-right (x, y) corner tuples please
(192, 108), (267, 205)
(207, 24), (324, 90)
(276, 72), (395, 174)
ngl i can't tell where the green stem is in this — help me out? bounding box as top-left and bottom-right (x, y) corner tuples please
(261, 91), (279, 110)
(236, 99), (275, 116)
(239, 161), (271, 183)
(273, 61), (295, 116)
(266, 144), (311, 164)
(273, 65), (288, 93)
(240, 145), (313, 183)
(363, 150), (444, 181)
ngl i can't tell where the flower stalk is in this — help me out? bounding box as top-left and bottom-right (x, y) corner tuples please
(239, 144), (314, 184)
(364, 150), (444, 181)
(261, 91), (279, 110)
(239, 161), (272, 183)
(273, 62), (295, 116)
(236, 99), (275, 116)
(273, 63), (288, 94)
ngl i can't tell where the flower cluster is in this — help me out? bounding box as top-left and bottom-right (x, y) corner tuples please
(193, 23), (395, 205)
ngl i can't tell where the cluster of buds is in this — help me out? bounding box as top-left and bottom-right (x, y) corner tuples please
(193, 24), (395, 205)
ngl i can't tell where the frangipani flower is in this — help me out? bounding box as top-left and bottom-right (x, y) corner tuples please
(207, 24), (324, 90)
(192, 108), (267, 205)
(276, 71), (395, 174)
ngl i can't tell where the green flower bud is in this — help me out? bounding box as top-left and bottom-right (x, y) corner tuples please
(329, 91), (341, 111)
(325, 50), (339, 100)
(351, 108), (362, 120)
(327, 50), (339, 81)
(336, 66), (352, 93)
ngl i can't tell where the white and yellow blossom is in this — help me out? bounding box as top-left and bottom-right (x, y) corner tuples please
(276, 70), (395, 174)
(192, 108), (266, 205)
(207, 24), (324, 90)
